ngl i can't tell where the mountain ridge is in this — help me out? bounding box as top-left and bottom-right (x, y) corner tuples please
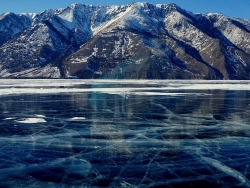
(0, 2), (250, 79)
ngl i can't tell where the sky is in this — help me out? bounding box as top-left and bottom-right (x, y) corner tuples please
(0, 0), (249, 20)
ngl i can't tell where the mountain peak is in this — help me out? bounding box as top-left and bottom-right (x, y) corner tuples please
(129, 2), (152, 9)
(0, 12), (15, 19)
(130, 2), (147, 5)
(156, 3), (179, 9)
(20, 13), (37, 20)
(168, 3), (179, 8)
(68, 3), (88, 9)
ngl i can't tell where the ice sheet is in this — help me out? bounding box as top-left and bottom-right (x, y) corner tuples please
(0, 80), (250, 187)
(0, 79), (250, 97)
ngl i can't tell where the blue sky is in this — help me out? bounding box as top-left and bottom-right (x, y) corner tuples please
(0, 0), (249, 20)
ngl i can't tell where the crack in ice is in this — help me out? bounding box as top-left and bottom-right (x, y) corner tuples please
(201, 156), (250, 186)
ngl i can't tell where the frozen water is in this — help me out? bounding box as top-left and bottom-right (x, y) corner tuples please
(0, 79), (250, 187)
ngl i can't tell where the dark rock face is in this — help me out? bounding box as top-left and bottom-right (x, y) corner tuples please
(0, 12), (32, 46)
(0, 3), (250, 79)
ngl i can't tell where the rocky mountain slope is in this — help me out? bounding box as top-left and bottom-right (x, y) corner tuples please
(0, 2), (250, 79)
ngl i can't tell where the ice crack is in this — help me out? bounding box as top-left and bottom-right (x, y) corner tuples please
(201, 156), (250, 186)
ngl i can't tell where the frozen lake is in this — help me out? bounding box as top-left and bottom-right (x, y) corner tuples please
(1, 79), (250, 187)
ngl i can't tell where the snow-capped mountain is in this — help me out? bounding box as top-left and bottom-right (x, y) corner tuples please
(0, 2), (250, 79)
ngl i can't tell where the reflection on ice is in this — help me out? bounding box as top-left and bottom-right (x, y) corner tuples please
(0, 80), (250, 187)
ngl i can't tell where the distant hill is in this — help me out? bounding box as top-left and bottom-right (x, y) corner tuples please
(0, 2), (250, 79)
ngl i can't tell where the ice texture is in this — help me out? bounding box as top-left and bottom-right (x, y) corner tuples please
(0, 80), (250, 187)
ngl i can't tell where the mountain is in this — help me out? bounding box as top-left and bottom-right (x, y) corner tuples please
(0, 2), (250, 79)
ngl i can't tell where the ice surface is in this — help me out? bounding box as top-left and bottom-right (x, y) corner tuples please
(0, 80), (250, 97)
(0, 79), (250, 187)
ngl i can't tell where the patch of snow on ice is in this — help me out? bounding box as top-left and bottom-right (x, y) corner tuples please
(15, 118), (47, 124)
(69, 117), (86, 121)
(35, 114), (46, 118)
(3, 117), (15, 120)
